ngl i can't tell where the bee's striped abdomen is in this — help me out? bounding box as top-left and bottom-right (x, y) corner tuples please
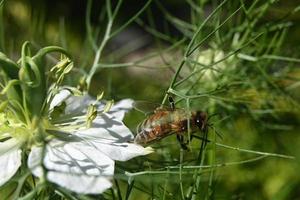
(134, 113), (173, 144)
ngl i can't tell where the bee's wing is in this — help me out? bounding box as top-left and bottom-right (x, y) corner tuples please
(133, 101), (172, 115)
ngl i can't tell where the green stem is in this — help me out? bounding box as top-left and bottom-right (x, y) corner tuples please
(216, 143), (295, 159)
(86, 0), (151, 89)
(161, 0), (230, 105)
(125, 153), (290, 178)
(179, 149), (185, 200)
(87, 18), (112, 88)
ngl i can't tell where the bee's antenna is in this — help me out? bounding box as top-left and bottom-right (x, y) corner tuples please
(208, 112), (220, 120)
(207, 113), (224, 140)
(191, 134), (211, 143)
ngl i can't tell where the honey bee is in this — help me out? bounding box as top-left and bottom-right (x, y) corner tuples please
(134, 97), (209, 149)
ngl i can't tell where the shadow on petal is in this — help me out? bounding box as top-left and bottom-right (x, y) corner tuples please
(47, 171), (113, 194)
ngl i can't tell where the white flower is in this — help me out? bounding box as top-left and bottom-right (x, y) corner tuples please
(0, 90), (153, 194)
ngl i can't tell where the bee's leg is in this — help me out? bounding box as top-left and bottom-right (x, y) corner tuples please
(168, 96), (175, 111)
(190, 134), (210, 143)
(198, 130), (208, 160)
(188, 133), (210, 159)
(176, 134), (189, 150)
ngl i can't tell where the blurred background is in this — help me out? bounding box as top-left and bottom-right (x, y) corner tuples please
(1, 0), (300, 199)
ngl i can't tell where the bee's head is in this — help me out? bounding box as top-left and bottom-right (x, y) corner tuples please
(195, 112), (223, 139)
(194, 111), (208, 131)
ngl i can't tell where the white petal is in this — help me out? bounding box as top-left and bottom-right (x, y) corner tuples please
(46, 140), (114, 176)
(51, 91), (133, 119)
(90, 141), (154, 161)
(107, 99), (134, 120)
(28, 140), (115, 194)
(27, 147), (43, 177)
(0, 138), (21, 154)
(0, 148), (21, 186)
(47, 171), (112, 194)
(49, 89), (72, 110)
(64, 94), (95, 115)
(56, 111), (153, 161)
(74, 113), (134, 142)
(49, 90), (95, 115)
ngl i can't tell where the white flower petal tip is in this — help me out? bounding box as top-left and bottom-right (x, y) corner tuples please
(108, 99), (134, 120)
(113, 99), (134, 109)
(144, 147), (155, 154)
(0, 149), (22, 186)
(93, 142), (154, 162)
